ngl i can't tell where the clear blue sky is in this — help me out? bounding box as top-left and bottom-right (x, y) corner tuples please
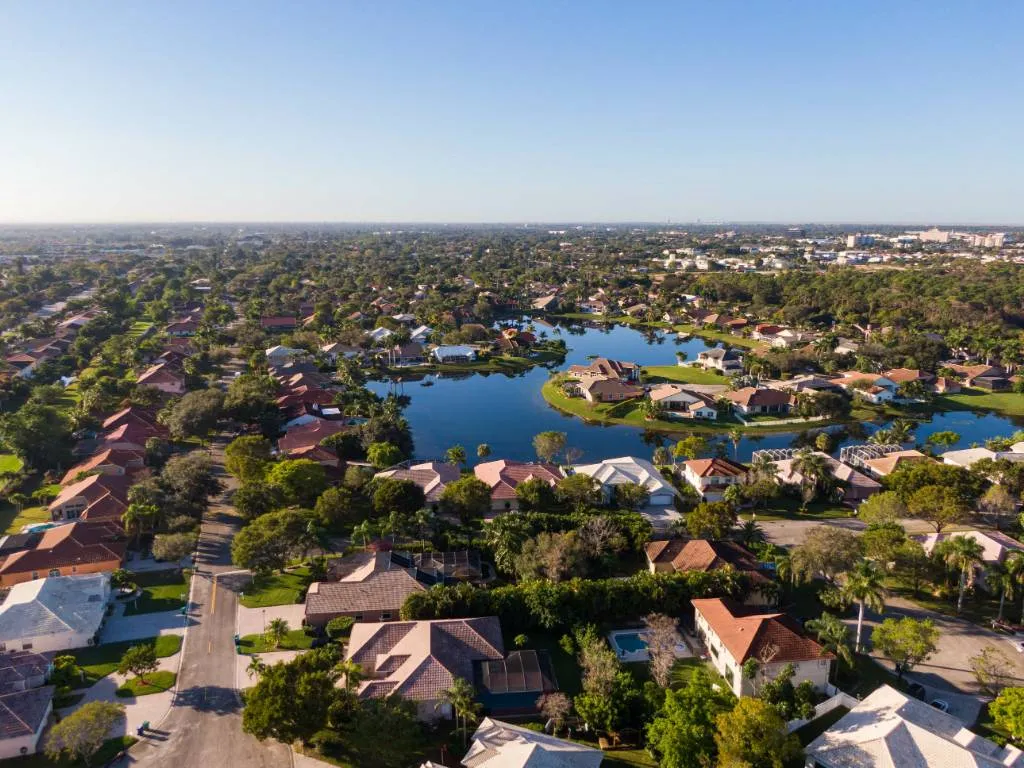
(1, 1), (1021, 223)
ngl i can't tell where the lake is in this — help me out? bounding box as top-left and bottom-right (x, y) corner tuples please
(368, 320), (1024, 464)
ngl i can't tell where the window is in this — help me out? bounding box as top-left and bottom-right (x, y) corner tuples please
(353, 614), (363, 621)
(381, 612), (393, 620)
(22, 642), (32, 650)
(709, 644), (718, 658)
(49, 568), (60, 577)
(31, 572), (39, 580)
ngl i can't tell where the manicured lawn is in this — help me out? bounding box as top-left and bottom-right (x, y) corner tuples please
(668, 657), (730, 691)
(6, 736), (138, 768)
(123, 569), (191, 615)
(0, 452), (24, 474)
(600, 749), (659, 768)
(237, 629), (315, 654)
(671, 323), (760, 349)
(239, 567), (311, 608)
(2, 504), (51, 534)
(885, 578), (1006, 628)
(794, 705), (850, 746)
(127, 320), (154, 339)
(740, 498), (854, 522)
(938, 388), (1024, 417)
(642, 364), (728, 386)
(116, 670), (177, 697)
(71, 635), (182, 687)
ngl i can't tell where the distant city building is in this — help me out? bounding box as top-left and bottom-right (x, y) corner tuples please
(846, 233), (875, 248)
(916, 227), (951, 243)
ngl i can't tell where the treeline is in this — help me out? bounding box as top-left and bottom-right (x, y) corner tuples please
(400, 569), (747, 634)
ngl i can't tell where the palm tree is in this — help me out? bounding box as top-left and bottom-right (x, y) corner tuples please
(749, 453), (776, 482)
(728, 428), (743, 459)
(737, 520), (766, 548)
(938, 535), (986, 614)
(841, 560), (886, 652)
(265, 617), (290, 649)
(805, 612), (853, 682)
(438, 676), (480, 744)
(446, 445), (467, 468)
(792, 449), (832, 508)
(988, 559), (1018, 623)
(333, 658), (364, 692)
(476, 443), (491, 459)
(352, 520), (376, 548)
(121, 502), (158, 549)
(246, 657), (268, 680)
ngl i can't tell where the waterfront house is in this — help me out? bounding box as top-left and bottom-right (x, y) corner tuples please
(680, 458), (748, 501)
(724, 387), (793, 416)
(577, 376), (643, 403)
(474, 460), (565, 513)
(433, 345), (477, 363)
(566, 357), (641, 382)
(572, 456), (678, 507)
(861, 449), (931, 478)
(648, 384), (718, 419)
(696, 347), (744, 374)
(771, 451), (881, 504)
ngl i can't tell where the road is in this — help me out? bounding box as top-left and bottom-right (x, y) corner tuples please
(126, 442), (291, 768)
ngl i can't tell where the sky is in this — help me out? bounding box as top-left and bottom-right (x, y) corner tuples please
(1, 1), (1022, 224)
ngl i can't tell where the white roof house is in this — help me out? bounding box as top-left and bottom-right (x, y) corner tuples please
(806, 684), (1024, 768)
(433, 345), (477, 362)
(410, 325), (434, 343)
(0, 574), (110, 653)
(941, 447), (998, 468)
(367, 327), (395, 344)
(264, 345), (306, 364)
(573, 456), (677, 506)
(462, 718), (603, 768)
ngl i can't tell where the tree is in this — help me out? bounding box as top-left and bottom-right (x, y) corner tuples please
(233, 481), (286, 521)
(989, 555), (1024, 623)
(515, 531), (585, 582)
(161, 451), (222, 509)
(224, 373), (278, 424)
(533, 430), (567, 464)
(445, 444), (467, 467)
(160, 389), (224, 440)
(791, 448), (834, 507)
(872, 616), (939, 680)
(45, 701), (126, 766)
(439, 676), (480, 744)
(122, 502), (159, 548)
(266, 459), (328, 507)
(537, 692), (572, 734)
(440, 475), (492, 521)
(979, 484), (1018, 530)
(225, 435), (273, 483)
(647, 668), (734, 768)
(118, 644), (158, 685)
(366, 441), (403, 469)
(906, 484), (967, 533)
(314, 485), (366, 530)
(644, 613), (681, 687)
(0, 401), (72, 470)
(790, 527), (862, 583)
(686, 501), (736, 540)
(477, 443), (492, 459)
(152, 532), (196, 564)
(516, 477), (559, 512)
(737, 520), (766, 548)
(893, 540), (932, 597)
(556, 473), (601, 513)
(936, 534), (985, 613)
(841, 560), (886, 652)
(971, 646), (1015, 696)
(886, 462), (984, 508)
(990, 687), (1024, 742)
(861, 522), (906, 564)
(805, 613), (853, 681)
(370, 477), (426, 518)
(856, 491), (907, 526)
(614, 481), (650, 511)
(714, 697), (802, 768)
(927, 430), (961, 450)
(674, 435), (709, 463)
(266, 617), (290, 649)
(231, 508), (313, 575)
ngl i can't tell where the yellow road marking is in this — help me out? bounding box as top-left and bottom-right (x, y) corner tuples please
(211, 576), (217, 615)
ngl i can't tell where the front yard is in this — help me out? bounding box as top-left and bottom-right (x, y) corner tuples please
(71, 635), (182, 688)
(115, 670), (177, 697)
(239, 566), (311, 608)
(237, 629), (316, 654)
(123, 569), (191, 615)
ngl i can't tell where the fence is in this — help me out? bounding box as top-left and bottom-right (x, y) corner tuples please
(785, 689), (860, 733)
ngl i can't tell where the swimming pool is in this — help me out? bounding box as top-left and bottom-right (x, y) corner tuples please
(607, 629), (693, 662)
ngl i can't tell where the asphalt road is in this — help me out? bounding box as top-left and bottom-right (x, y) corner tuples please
(126, 443), (292, 768)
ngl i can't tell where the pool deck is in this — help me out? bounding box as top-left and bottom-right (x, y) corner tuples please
(607, 629), (693, 663)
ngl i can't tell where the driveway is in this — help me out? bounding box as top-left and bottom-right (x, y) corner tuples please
(852, 594), (1024, 724)
(100, 608), (191, 644)
(236, 604), (307, 637)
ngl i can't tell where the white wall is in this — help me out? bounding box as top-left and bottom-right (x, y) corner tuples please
(0, 700), (51, 759)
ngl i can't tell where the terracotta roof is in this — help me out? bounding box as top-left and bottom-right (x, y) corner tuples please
(0, 522), (125, 579)
(61, 449), (143, 485)
(646, 539), (768, 583)
(566, 357), (639, 380)
(580, 377), (643, 398)
(136, 362), (184, 386)
(862, 449), (930, 476)
(724, 387), (792, 407)
(683, 457), (748, 478)
(346, 617), (504, 703)
(883, 368), (935, 384)
(277, 418), (351, 454)
(49, 474), (131, 521)
(101, 406), (162, 433)
(474, 460), (565, 501)
(692, 598), (831, 664)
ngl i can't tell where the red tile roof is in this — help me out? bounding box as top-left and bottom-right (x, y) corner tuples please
(683, 457), (748, 478)
(474, 460), (565, 501)
(692, 598), (831, 664)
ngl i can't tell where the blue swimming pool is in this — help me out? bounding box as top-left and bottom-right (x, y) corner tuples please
(611, 631), (648, 654)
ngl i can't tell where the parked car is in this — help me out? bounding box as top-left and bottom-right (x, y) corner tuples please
(930, 699), (950, 713)
(907, 683), (927, 700)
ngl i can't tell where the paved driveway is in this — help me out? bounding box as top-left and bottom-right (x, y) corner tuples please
(852, 595), (1024, 724)
(101, 609), (190, 643)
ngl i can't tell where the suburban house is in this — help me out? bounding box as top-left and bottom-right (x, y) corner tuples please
(304, 551), (436, 627)
(861, 449), (931, 479)
(645, 540), (775, 605)
(0, 522), (125, 587)
(724, 387), (793, 416)
(409, 325), (433, 344)
(572, 456), (677, 507)
(771, 452), (881, 504)
(830, 372), (897, 404)
(135, 362), (187, 395)
(531, 294), (559, 312)
(883, 368), (937, 391)
(916, 531), (1024, 592)
(49, 474), (131, 523)
(344, 617), (505, 721)
(277, 418), (351, 457)
(0, 574), (109, 652)
(265, 345), (308, 366)
(319, 342), (362, 364)
(474, 460), (565, 513)
(0, 685), (54, 760)
(60, 448), (145, 486)
(696, 347), (744, 374)
(101, 405), (165, 438)
(805, 684), (1024, 768)
(770, 329), (818, 349)
(680, 458), (748, 501)
(164, 317), (199, 336)
(567, 357), (641, 382)
(385, 342), (425, 366)
(461, 718), (603, 768)
(692, 598), (833, 697)
(648, 384), (718, 420)
(0, 651), (52, 693)
(374, 461), (462, 509)
(946, 363), (1010, 389)
(260, 316), (298, 332)
(433, 345), (477, 363)
(573, 376), (644, 403)
(366, 327), (395, 345)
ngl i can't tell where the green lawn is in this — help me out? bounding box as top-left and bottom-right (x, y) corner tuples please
(71, 635), (182, 688)
(937, 388), (1024, 417)
(6, 736), (138, 768)
(127, 320), (154, 339)
(116, 670), (177, 697)
(239, 567), (311, 608)
(1, 478), (64, 534)
(237, 629), (315, 654)
(671, 323), (760, 349)
(600, 749), (659, 768)
(642, 364), (729, 385)
(740, 498), (854, 522)
(123, 569), (191, 615)
(885, 578), (1006, 628)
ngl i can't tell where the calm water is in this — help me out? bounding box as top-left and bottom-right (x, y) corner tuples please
(368, 321), (1024, 464)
